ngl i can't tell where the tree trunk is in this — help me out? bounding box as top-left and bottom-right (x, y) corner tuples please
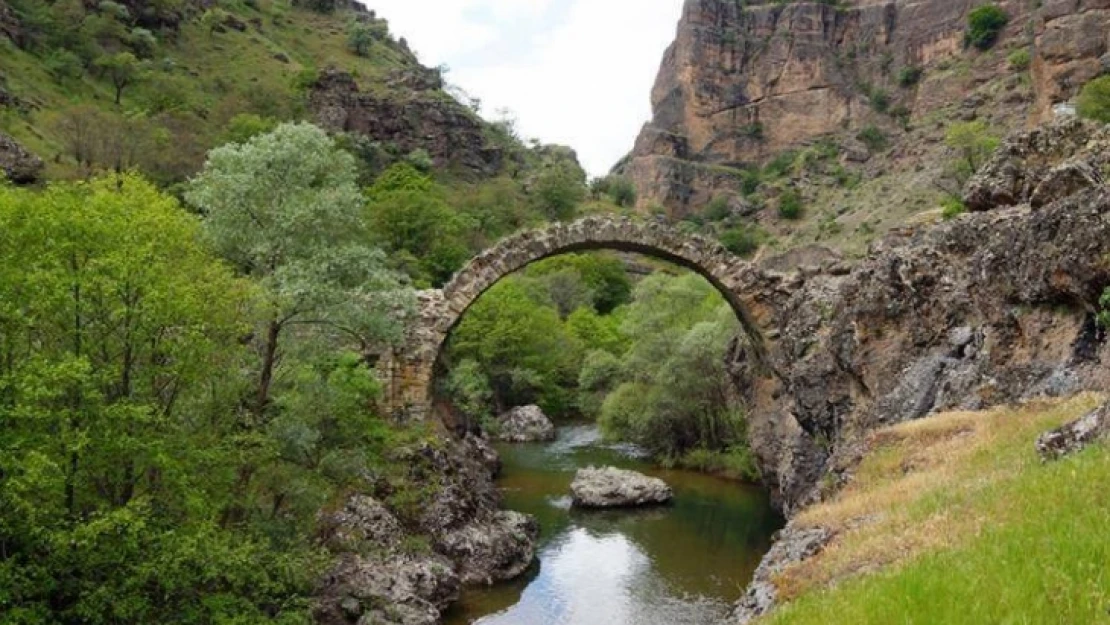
(255, 319), (281, 418)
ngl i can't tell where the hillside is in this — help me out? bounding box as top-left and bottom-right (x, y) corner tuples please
(0, 0), (569, 189)
(621, 0), (1109, 257)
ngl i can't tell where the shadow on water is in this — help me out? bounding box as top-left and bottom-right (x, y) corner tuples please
(443, 425), (784, 625)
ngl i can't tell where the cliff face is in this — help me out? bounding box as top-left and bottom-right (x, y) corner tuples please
(626, 0), (1109, 217)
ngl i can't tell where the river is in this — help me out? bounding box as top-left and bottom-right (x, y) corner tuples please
(443, 425), (784, 625)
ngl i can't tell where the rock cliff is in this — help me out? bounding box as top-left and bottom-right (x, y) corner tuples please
(625, 0), (1110, 220)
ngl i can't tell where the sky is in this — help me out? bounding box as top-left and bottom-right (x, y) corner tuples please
(361, 0), (686, 177)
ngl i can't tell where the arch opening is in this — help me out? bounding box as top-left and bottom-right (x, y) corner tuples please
(380, 216), (768, 422)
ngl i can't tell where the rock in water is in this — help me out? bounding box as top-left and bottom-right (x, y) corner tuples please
(493, 405), (556, 442)
(570, 466), (673, 508)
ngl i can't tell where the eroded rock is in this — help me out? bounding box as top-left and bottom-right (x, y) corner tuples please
(1036, 401), (1110, 462)
(0, 133), (43, 184)
(493, 405), (556, 443)
(731, 524), (832, 624)
(570, 466), (673, 508)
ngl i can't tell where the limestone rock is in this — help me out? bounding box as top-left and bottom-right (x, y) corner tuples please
(308, 68), (503, 178)
(570, 466), (673, 508)
(436, 510), (539, 585)
(731, 524), (832, 624)
(493, 405), (556, 443)
(1036, 401), (1110, 462)
(0, 133), (43, 184)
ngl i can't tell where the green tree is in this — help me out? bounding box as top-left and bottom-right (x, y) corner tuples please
(1077, 76), (1110, 123)
(966, 4), (1008, 50)
(0, 176), (319, 622)
(532, 160), (587, 221)
(940, 120), (1000, 194)
(186, 123), (412, 418)
(94, 51), (144, 104)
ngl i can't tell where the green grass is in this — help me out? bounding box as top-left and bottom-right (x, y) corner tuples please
(764, 400), (1110, 624)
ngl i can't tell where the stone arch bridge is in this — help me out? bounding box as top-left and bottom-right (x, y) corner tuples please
(378, 215), (772, 420)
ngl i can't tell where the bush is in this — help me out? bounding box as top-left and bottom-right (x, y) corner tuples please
(941, 196), (967, 220)
(1077, 76), (1110, 124)
(897, 66), (923, 88)
(1007, 48), (1031, 71)
(603, 175), (637, 207)
(719, 225), (760, 257)
(869, 89), (891, 113)
(857, 125), (888, 152)
(778, 189), (803, 220)
(966, 4), (1008, 50)
(704, 195), (732, 221)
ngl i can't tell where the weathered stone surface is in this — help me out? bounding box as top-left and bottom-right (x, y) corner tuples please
(377, 215), (767, 422)
(570, 466), (674, 508)
(0, 132), (43, 184)
(731, 524), (832, 623)
(309, 68), (503, 178)
(493, 405), (556, 443)
(1036, 401), (1110, 462)
(623, 0), (1110, 216)
(964, 118), (1110, 211)
(315, 434), (537, 622)
(314, 497), (460, 625)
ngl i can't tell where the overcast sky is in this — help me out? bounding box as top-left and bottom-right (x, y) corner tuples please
(361, 0), (686, 177)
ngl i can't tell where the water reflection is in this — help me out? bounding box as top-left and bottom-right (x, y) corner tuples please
(444, 425), (783, 625)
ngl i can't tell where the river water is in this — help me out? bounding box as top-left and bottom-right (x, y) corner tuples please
(443, 425), (784, 625)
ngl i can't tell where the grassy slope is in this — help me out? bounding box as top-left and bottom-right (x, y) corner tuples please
(0, 0), (420, 180)
(762, 394), (1110, 624)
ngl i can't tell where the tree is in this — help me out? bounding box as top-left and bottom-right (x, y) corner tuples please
(346, 20), (385, 57)
(94, 51), (144, 104)
(966, 4), (1008, 50)
(1077, 76), (1110, 124)
(186, 123), (412, 418)
(532, 160), (587, 221)
(939, 120), (1000, 194)
(0, 176), (317, 622)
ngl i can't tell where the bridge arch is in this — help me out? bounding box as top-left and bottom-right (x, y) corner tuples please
(379, 215), (769, 420)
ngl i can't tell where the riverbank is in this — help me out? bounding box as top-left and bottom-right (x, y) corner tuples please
(445, 424), (783, 624)
(740, 393), (1110, 623)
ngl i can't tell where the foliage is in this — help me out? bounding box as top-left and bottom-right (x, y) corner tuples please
(94, 51), (145, 104)
(1007, 48), (1031, 71)
(186, 123), (412, 417)
(596, 274), (751, 462)
(896, 66), (923, 88)
(1097, 288), (1110, 329)
(856, 125), (887, 152)
(719, 224), (761, 257)
(346, 20), (388, 57)
(868, 89), (890, 113)
(966, 4), (1008, 50)
(0, 175), (323, 623)
(940, 120), (1000, 193)
(705, 195), (733, 221)
(778, 188), (804, 220)
(594, 174), (637, 207)
(532, 159), (587, 221)
(1077, 76), (1110, 124)
(941, 196), (967, 220)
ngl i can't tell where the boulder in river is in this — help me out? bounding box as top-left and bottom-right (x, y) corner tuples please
(493, 405), (556, 442)
(570, 466), (673, 508)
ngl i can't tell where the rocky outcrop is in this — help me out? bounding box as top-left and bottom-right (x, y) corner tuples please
(309, 68), (503, 178)
(625, 0), (1109, 217)
(0, 133), (43, 184)
(570, 466), (673, 508)
(492, 405), (556, 443)
(731, 119), (1110, 515)
(1036, 400), (1110, 462)
(315, 434), (537, 623)
(315, 496), (460, 625)
(730, 524), (832, 624)
(964, 118), (1110, 211)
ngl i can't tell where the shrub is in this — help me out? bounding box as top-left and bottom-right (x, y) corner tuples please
(603, 175), (637, 207)
(966, 4), (1008, 50)
(897, 66), (923, 88)
(719, 225), (760, 256)
(778, 189), (803, 220)
(1007, 48), (1031, 71)
(857, 124), (888, 152)
(763, 150), (798, 179)
(869, 89), (891, 113)
(704, 195), (732, 221)
(1077, 76), (1110, 124)
(941, 196), (967, 220)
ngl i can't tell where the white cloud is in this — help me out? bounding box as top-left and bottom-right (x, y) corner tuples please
(360, 0), (685, 176)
